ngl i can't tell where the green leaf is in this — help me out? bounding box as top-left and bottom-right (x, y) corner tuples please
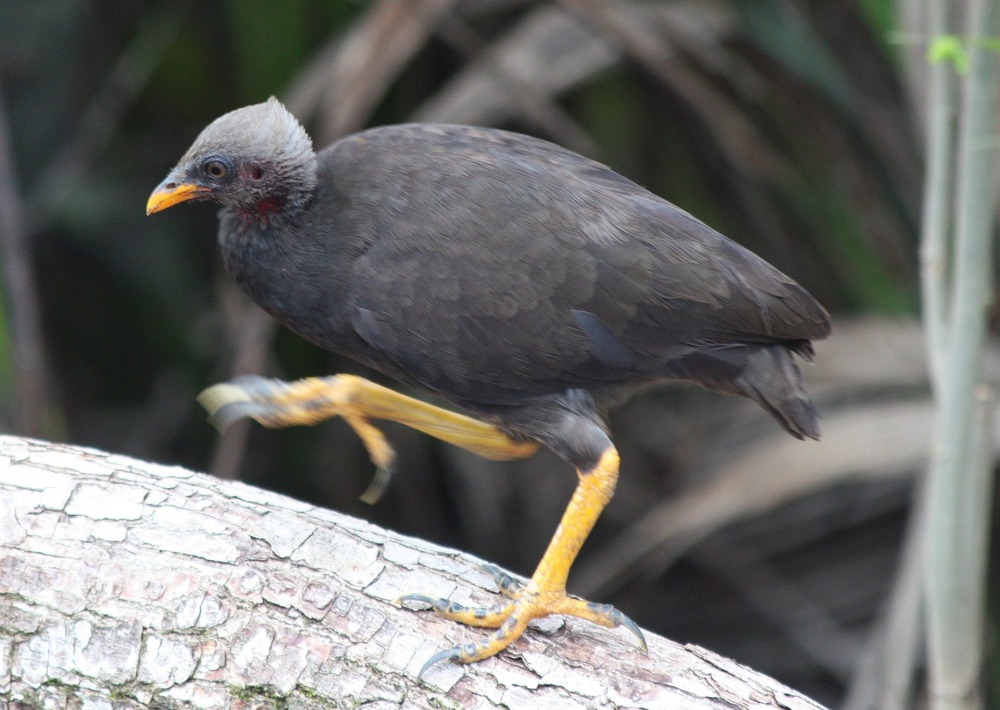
(928, 35), (970, 73)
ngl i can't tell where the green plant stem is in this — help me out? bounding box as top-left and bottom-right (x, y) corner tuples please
(919, 0), (955, 394)
(923, 1), (1000, 708)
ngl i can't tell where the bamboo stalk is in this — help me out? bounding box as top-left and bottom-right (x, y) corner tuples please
(923, 1), (1000, 707)
(918, 0), (956, 393)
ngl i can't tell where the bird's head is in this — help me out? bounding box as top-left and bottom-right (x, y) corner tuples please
(146, 97), (317, 219)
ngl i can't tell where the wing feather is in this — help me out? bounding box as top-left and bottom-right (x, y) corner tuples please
(331, 124), (829, 405)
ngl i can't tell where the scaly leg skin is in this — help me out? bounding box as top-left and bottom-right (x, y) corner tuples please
(197, 374), (540, 501)
(397, 448), (647, 677)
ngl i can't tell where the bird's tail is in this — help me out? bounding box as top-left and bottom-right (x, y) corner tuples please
(734, 344), (821, 440)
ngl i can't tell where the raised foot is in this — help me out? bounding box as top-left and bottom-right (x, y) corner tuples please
(197, 374), (538, 503)
(395, 564), (647, 677)
(198, 375), (397, 502)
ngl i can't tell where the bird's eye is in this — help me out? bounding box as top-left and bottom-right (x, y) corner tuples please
(203, 159), (230, 179)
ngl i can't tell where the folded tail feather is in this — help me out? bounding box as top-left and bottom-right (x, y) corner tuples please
(733, 344), (820, 440)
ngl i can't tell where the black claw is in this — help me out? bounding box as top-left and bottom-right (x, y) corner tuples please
(612, 607), (648, 654)
(585, 602), (646, 653)
(418, 646), (465, 678)
(207, 400), (268, 431)
(481, 563), (523, 595)
(394, 594), (471, 617)
(359, 463), (395, 505)
(394, 594), (438, 609)
(198, 378), (284, 430)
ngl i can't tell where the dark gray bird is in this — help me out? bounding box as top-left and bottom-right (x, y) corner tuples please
(148, 97), (830, 671)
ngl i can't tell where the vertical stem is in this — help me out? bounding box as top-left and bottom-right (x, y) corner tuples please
(0, 86), (52, 436)
(918, 0), (955, 393)
(923, 1), (1000, 707)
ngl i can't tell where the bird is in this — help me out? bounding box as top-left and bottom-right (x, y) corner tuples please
(147, 97), (831, 673)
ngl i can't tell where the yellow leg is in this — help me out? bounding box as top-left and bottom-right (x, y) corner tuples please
(397, 447), (647, 674)
(198, 374), (539, 502)
(199, 374), (538, 461)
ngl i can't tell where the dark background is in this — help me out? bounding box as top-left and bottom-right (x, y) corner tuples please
(0, 1), (994, 707)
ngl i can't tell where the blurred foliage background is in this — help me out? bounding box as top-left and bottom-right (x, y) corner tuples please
(0, 1), (996, 708)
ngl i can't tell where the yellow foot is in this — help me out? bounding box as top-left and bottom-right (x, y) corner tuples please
(197, 374), (538, 502)
(396, 564), (646, 677)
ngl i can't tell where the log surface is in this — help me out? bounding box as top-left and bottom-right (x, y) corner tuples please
(0, 435), (826, 709)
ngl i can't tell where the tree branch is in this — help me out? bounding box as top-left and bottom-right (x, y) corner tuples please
(0, 435), (826, 709)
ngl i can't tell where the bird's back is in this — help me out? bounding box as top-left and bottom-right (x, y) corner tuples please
(294, 124), (830, 434)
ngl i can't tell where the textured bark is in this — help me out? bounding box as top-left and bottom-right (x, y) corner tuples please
(0, 435), (826, 709)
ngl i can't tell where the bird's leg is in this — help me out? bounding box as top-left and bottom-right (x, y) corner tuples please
(398, 446), (647, 674)
(199, 375), (642, 667)
(198, 374), (540, 463)
(199, 374), (539, 502)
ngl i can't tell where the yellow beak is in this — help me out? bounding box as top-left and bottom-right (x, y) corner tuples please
(146, 181), (210, 215)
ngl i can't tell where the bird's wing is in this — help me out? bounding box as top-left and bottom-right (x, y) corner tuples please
(333, 125), (829, 404)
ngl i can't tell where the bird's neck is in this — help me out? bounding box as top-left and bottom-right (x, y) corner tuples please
(218, 206), (298, 285)
(233, 196), (290, 225)
(216, 204), (355, 350)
